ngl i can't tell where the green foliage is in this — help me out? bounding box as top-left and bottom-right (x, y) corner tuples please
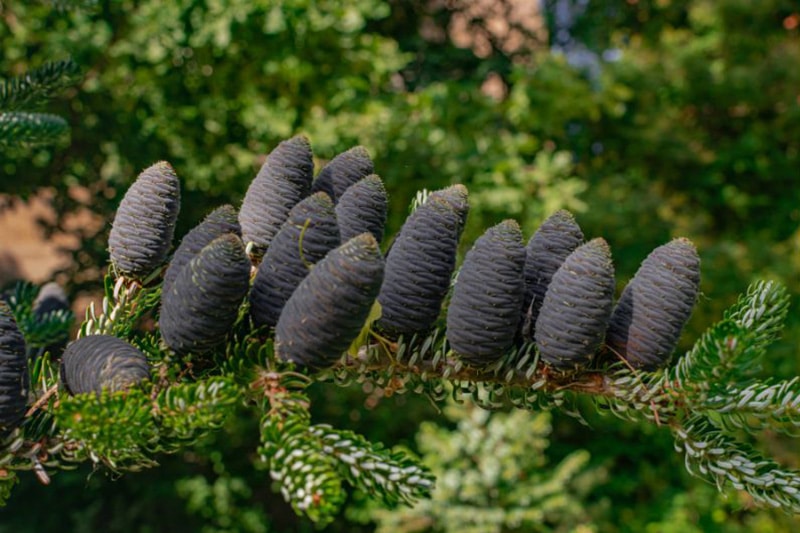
(0, 112), (68, 148)
(56, 388), (161, 470)
(257, 375), (433, 525)
(1, 1), (799, 531)
(0, 58), (79, 149)
(674, 416), (800, 511)
(371, 402), (603, 533)
(0, 59), (79, 112)
(0, 470), (18, 508)
(176, 472), (271, 533)
(4, 281), (73, 355)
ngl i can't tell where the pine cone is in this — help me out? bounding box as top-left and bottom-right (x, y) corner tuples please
(160, 234), (251, 355)
(446, 220), (526, 365)
(239, 135), (313, 255)
(377, 189), (466, 335)
(535, 238), (615, 370)
(311, 146), (374, 203)
(108, 161), (181, 278)
(428, 184), (469, 236)
(275, 233), (385, 369)
(335, 175), (388, 244)
(521, 210), (584, 340)
(606, 237), (701, 370)
(163, 205), (241, 295)
(0, 304), (28, 432)
(60, 335), (150, 395)
(33, 282), (70, 318)
(250, 192), (341, 328)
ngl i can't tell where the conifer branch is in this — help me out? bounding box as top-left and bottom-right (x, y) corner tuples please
(0, 59), (79, 112)
(673, 415), (800, 512)
(0, 111), (69, 147)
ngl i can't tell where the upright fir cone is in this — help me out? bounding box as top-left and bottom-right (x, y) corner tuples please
(160, 234), (251, 355)
(376, 186), (467, 335)
(163, 204), (241, 295)
(32, 282), (70, 318)
(32, 281), (72, 357)
(0, 303), (28, 433)
(275, 233), (385, 370)
(60, 335), (150, 395)
(446, 220), (526, 365)
(250, 192), (341, 328)
(521, 210), (584, 340)
(310, 146), (374, 203)
(535, 238), (615, 370)
(335, 175), (388, 244)
(108, 161), (181, 279)
(605, 237), (700, 370)
(239, 135), (314, 255)
(427, 184), (469, 237)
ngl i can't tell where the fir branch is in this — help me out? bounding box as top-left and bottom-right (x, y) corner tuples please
(668, 320), (755, 391)
(55, 388), (160, 471)
(79, 275), (161, 339)
(704, 378), (800, 435)
(154, 377), (239, 444)
(255, 372), (433, 524)
(673, 415), (800, 511)
(308, 424), (434, 507)
(667, 281), (788, 391)
(0, 59), (79, 112)
(5, 282), (73, 353)
(0, 111), (69, 148)
(723, 280), (790, 366)
(257, 386), (343, 525)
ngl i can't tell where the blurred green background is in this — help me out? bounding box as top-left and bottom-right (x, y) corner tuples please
(1, 0), (799, 531)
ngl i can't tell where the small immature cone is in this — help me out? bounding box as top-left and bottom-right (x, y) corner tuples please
(605, 237), (700, 370)
(160, 234), (251, 355)
(60, 335), (150, 395)
(335, 175), (388, 244)
(377, 186), (467, 335)
(446, 220), (526, 365)
(0, 303), (28, 433)
(275, 233), (385, 370)
(32, 281), (72, 357)
(33, 282), (70, 318)
(108, 161), (181, 278)
(521, 210), (584, 340)
(163, 204), (241, 295)
(310, 146), (374, 203)
(239, 135), (314, 254)
(250, 193), (341, 328)
(535, 238), (615, 370)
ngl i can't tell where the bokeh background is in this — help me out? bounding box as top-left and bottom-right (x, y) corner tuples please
(1, 0), (799, 531)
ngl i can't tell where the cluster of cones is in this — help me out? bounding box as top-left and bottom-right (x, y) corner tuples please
(0, 135), (702, 426)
